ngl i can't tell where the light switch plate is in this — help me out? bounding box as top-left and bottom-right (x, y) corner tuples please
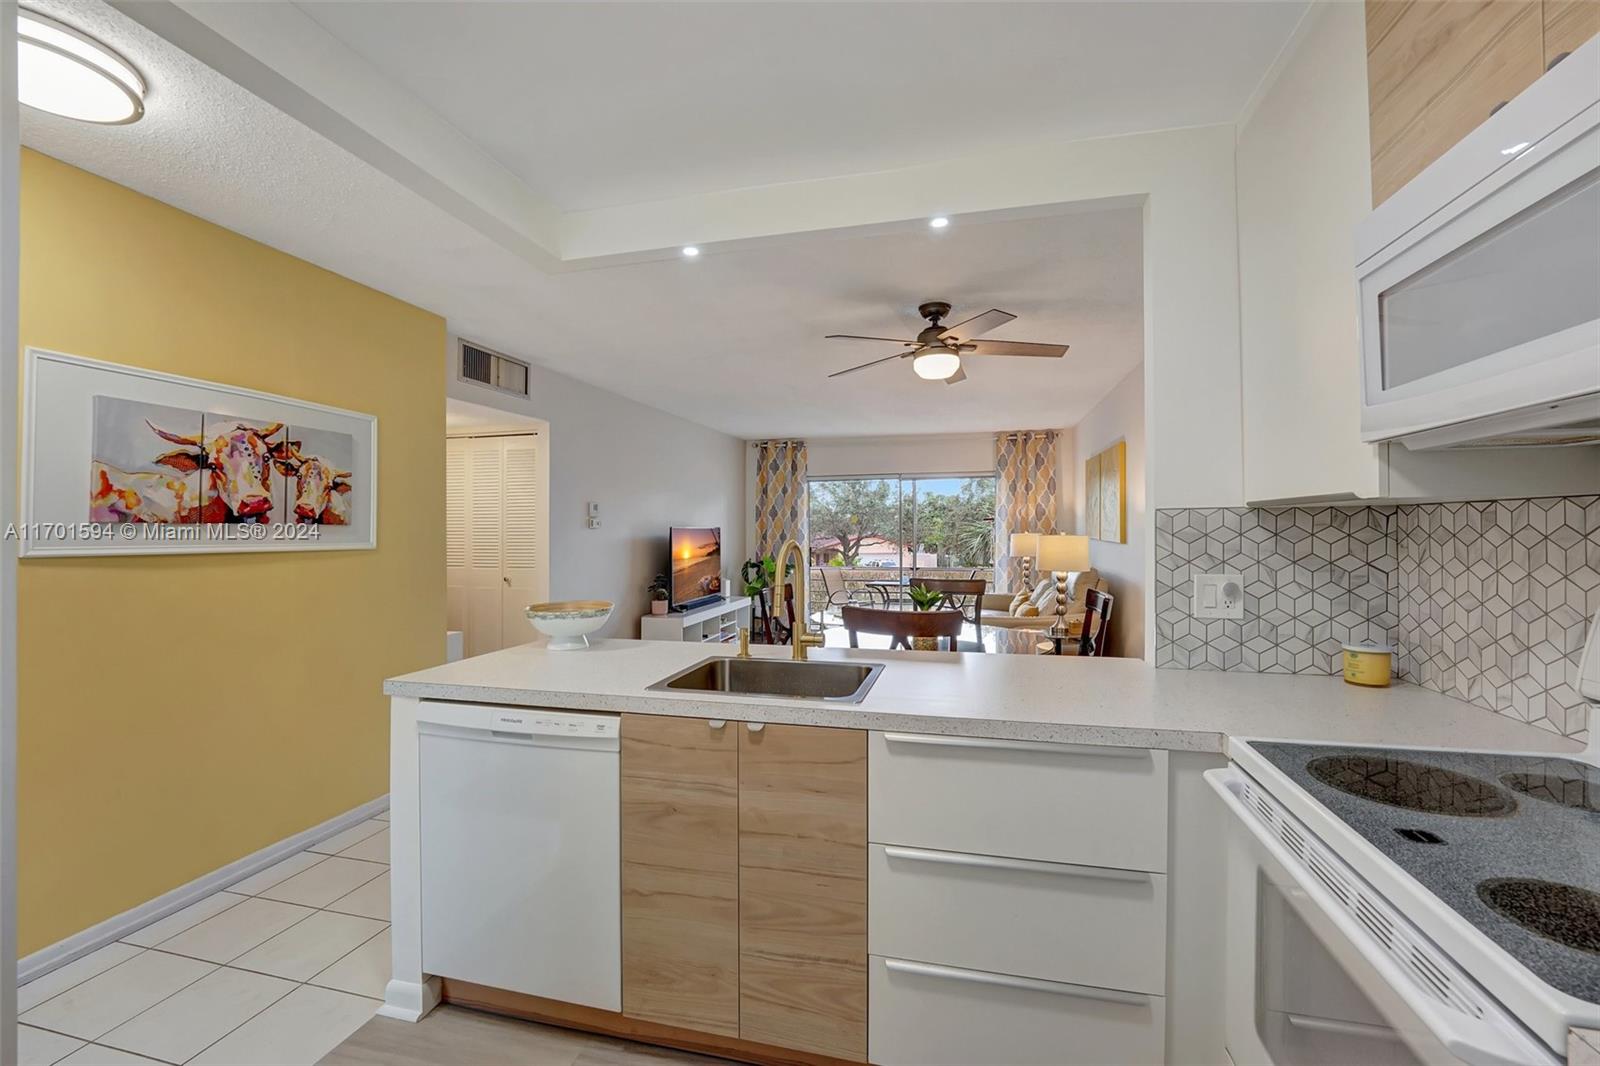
(1193, 573), (1244, 620)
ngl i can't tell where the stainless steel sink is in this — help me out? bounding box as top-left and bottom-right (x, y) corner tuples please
(648, 655), (885, 703)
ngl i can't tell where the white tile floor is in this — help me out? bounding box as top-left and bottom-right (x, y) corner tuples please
(20, 810), (393, 1066)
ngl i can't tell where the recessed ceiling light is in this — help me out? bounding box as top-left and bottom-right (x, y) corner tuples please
(1500, 141), (1531, 156)
(929, 217), (950, 229)
(18, 9), (145, 125)
(681, 246), (700, 258)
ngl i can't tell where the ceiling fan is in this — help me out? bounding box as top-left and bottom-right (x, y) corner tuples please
(825, 300), (1069, 385)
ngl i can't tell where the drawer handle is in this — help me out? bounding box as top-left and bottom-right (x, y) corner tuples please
(880, 732), (1148, 759)
(1285, 1014), (1405, 1043)
(707, 719), (727, 730)
(882, 846), (1150, 882)
(746, 722), (764, 733)
(882, 958), (1149, 1006)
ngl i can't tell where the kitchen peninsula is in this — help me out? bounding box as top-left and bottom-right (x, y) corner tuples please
(382, 640), (1582, 1066)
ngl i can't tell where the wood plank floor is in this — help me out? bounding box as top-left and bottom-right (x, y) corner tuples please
(319, 1005), (731, 1065)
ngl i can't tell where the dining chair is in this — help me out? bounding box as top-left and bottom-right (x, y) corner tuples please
(1064, 588), (1113, 656)
(841, 605), (964, 652)
(910, 577), (988, 650)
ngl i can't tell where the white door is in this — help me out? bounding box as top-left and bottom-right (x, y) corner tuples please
(445, 434), (546, 657)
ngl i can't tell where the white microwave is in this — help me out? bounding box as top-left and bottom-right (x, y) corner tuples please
(1356, 37), (1600, 450)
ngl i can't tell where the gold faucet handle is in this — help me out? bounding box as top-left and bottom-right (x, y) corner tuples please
(798, 629), (824, 647)
(737, 627), (751, 658)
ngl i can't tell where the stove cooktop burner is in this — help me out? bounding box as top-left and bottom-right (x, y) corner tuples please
(1500, 769), (1600, 814)
(1305, 754), (1517, 817)
(1477, 878), (1600, 954)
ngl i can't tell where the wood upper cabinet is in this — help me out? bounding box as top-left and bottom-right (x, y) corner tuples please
(738, 723), (868, 1062)
(1367, 0), (1545, 205)
(1545, 0), (1600, 66)
(620, 714), (740, 1037)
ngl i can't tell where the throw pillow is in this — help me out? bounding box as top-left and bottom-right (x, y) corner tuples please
(1008, 590), (1030, 615)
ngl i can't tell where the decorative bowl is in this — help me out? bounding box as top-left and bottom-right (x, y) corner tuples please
(525, 600), (614, 650)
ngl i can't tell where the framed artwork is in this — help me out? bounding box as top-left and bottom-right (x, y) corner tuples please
(1083, 452), (1102, 543)
(22, 347), (377, 556)
(1096, 441), (1127, 544)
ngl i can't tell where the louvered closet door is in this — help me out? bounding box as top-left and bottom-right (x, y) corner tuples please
(498, 436), (542, 647)
(445, 441), (470, 643)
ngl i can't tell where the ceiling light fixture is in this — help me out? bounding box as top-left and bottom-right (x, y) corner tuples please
(912, 347), (961, 381)
(929, 216), (950, 229)
(17, 9), (145, 125)
(681, 246), (700, 258)
(1500, 141), (1531, 156)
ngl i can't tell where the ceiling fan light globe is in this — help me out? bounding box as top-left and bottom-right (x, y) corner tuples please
(912, 350), (961, 380)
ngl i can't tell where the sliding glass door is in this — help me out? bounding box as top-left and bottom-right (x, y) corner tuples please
(808, 474), (996, 604)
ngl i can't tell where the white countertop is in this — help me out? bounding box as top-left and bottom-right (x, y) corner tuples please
(384, 639), (1584, 755)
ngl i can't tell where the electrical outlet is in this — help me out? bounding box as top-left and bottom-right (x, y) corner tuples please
(1192, 573), (1244, 620)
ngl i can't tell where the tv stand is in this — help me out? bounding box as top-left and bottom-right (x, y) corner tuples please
(640, 595), (752, 644)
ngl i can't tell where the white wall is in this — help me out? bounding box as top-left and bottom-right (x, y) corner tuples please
(1236, 2), (1380, 504)
(1072, 365), (1147, 659)
(807, 433), (996, 479)
(446, 340), (746, 637)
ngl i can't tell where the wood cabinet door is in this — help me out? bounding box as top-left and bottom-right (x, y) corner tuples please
(738, 723), (867, 1061)
(1367, 0), (1544, 205)
(621, 714), (740, 1036)
(1544, 0), (1600, 68)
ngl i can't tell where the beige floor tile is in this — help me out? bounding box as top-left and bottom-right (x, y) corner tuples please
(99, 966), (295, 1064)
(231, 911), (386, 982)
(310, 927), (390, 999)
(320, 1006), (589, 1066)
(326, 870), (389, 921)
(228, 851), (327, 896)
(189, 984), (378, 1066)
(337, 829), (389, 864)
(153, 896), (314, 964)
(122, 892), (248, 948)
(258, 856), (385, 908)
(54, 1046), (166, 1066)
(19, 1025), (85, 1066)
(309, 820), (387, 856)
(18, 944), (144, 1013)
(20, 949), (214, 1040)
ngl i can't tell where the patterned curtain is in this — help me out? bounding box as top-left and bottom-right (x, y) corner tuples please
(753, 439), (808, 560)
(994, 431), (1059, 592)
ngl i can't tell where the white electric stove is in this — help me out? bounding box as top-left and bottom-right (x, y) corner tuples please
(1209, 606), (1600, 1065)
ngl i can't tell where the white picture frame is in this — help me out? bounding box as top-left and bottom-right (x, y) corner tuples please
(21, 347), (378, 557)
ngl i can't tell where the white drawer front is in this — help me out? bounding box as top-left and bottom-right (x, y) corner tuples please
(869, 955), (1166, 1066)
(868, 844), (1166, 995)
(868, 731), (1169, 871)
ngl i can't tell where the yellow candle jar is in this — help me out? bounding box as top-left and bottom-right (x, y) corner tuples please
(1342, 643), (1394, 687)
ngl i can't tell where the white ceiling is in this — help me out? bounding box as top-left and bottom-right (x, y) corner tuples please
(295, 1), (1306, 211)
(21, 0), (1299, 438)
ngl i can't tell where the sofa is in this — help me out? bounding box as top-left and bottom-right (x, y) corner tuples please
(980, 570), (1107, 632)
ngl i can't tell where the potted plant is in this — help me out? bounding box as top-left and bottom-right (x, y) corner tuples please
(648, 574), (670, 615)
(906, 583), (946, 650)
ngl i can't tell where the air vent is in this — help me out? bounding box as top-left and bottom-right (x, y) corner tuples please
(459, 340), (530, 398)
(1236, 775), (1486, 1020)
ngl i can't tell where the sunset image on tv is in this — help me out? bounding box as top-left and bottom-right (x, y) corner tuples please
(670, 527), (722, 606)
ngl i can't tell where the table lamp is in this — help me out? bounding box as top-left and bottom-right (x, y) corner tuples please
(1009, 532), (1041, 592)
(1035, 534), (1091, 636)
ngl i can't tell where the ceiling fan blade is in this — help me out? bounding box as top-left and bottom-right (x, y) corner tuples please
(827, 351), (912, 378)
(944, 366), (968, 385)
(940, 308), (1016, 342)
(824, 334), (918, 344)
(964, 339), (1069, 358)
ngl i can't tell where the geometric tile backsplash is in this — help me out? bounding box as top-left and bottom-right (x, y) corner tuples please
(1155, 496), (1598, 741)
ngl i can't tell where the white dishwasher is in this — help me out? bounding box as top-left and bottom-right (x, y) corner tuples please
(418, 705), (620, 1011)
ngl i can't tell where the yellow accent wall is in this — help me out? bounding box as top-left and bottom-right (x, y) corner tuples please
(17, 150), (445, 953)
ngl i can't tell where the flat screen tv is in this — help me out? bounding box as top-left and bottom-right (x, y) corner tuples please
(669, 526), (723, 610)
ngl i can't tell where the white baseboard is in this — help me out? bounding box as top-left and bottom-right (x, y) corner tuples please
(18, 794), (390, 985)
